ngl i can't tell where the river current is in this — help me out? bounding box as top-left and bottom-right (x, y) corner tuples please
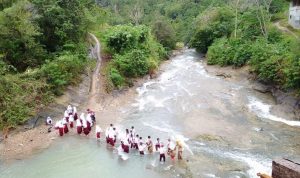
(1, 49), (300, 178)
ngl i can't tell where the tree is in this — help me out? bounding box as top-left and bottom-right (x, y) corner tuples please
(31, 0), (91, 52)
(152, 20), (176, 50)
(0, 0), (45, 71)
(129, 4), (144, 25)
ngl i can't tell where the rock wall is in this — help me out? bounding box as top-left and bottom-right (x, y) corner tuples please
(272, 158), (300, 178)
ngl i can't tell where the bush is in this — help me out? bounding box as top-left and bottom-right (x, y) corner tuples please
(41, 53), (87, 95)
(207, 38), (252, 67)
(114, 49), (149, 78)
(105, 25), (149, 54)
(104, 25), (166, 89)
(109, 67), (125, 89)
(0, 74), (51, 129)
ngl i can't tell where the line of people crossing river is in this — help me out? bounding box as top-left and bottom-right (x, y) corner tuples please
(46, 105), (184, 162)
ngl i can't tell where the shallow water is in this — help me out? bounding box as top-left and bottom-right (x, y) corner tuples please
(1, 49), (300, 178)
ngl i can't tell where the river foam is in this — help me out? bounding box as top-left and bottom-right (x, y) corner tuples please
(193, 144), (271, 178)
(247, 96), (300, 127)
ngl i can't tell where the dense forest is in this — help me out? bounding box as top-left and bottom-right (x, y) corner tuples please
(0, 0), (106, 130)
(1, 0), (299, 132)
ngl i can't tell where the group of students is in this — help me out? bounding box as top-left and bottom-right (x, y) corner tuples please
(46, 105), (96, 137)
(46, 105), (183, 162)
(104, 125), (184, 162)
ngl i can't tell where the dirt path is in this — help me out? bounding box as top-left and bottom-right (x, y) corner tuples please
(87, 33), (102, 110)
(274, 21), (299, 39)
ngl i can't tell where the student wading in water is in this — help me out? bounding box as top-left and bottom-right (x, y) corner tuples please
(159, 143), (166, 162)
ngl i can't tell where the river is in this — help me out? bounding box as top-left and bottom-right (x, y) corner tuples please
(1, 49), (300, 178)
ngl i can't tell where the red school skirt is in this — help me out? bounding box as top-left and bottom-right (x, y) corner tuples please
(96, 132), (101, 139)
(83, 127), (90, 136)
(59, 127), (64, 136)
(77, 126), (82, 134)
(70, 121), (74, 128)
(64, 124), (69, 133)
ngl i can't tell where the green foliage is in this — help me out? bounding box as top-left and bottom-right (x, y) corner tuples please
(284, 56), (300, 89)
(105, 25), (149, 53)
(238, 9), (265, 40)
(0, 0), (46, 71)
(189, 7), (235, 53)
(0, 74), (52, 129)
(104, 24), (166, 88)
(0, 0), (103, 129)
(109, 67), (125, 89)
(31, 0), (92, 52)
(152, 20), (176, 50)
(113, 49), (149, 77)
(269, 0), (288, 14)
(41, 52), (87, 95)
(207, 38), (252, 67)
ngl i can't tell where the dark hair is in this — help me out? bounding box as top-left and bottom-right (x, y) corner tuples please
(139, 137), (142, 139)
(113, 127), (116, 130)
(136, 134), (139, 137)
(110, 124), (113, 127)
(157, 138), (159, 140)
(131, 126), (134, 129)
(148, 136), (151, 139)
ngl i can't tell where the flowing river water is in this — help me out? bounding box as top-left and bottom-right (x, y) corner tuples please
(1, 49), (300, 178)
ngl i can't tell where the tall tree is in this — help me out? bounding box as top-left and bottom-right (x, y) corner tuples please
(31, 0), (90, 52)
(0, 0), (45, 71)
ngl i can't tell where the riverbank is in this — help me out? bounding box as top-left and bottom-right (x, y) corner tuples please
(0, 42), (170, 162)
(203, 61), (300, 121)
(0, 62), (151, 162)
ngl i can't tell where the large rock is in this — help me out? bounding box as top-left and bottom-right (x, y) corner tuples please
(272, 158), (300, 178)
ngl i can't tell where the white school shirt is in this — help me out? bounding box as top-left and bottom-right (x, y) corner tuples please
(108, 130), (115, 139)
(58, 121), (64, 128)
(96, 125), (102, 133)
(82, 119), (87, 128)
(86, 114), (93, 126)
(159, 146), (165, 154)
(55, 121), (60, 128)
(123, 139), (130, 146)
(67, 105), (73, 114)
(73, 107), (77, 114)
(64, 110), (69, 118)
(46, 117), (52, 124)
(80, 113), (85, 120)
(62, 118), (68, 125)
(69, 115), (74, 122)
(130, 128), (135, 136)
(76, 119), (82, 127)
(138, 144), (145, 152)
(169, 142), (176, 150)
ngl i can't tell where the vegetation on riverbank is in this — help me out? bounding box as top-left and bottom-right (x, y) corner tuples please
(0, 0), (105, 130)
(188, 1), (300, 94)
(1, 0), (300, 133)
(102, 25), (166, 89)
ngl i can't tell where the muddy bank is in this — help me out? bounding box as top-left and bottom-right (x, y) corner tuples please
(203, 61), (300, 121)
